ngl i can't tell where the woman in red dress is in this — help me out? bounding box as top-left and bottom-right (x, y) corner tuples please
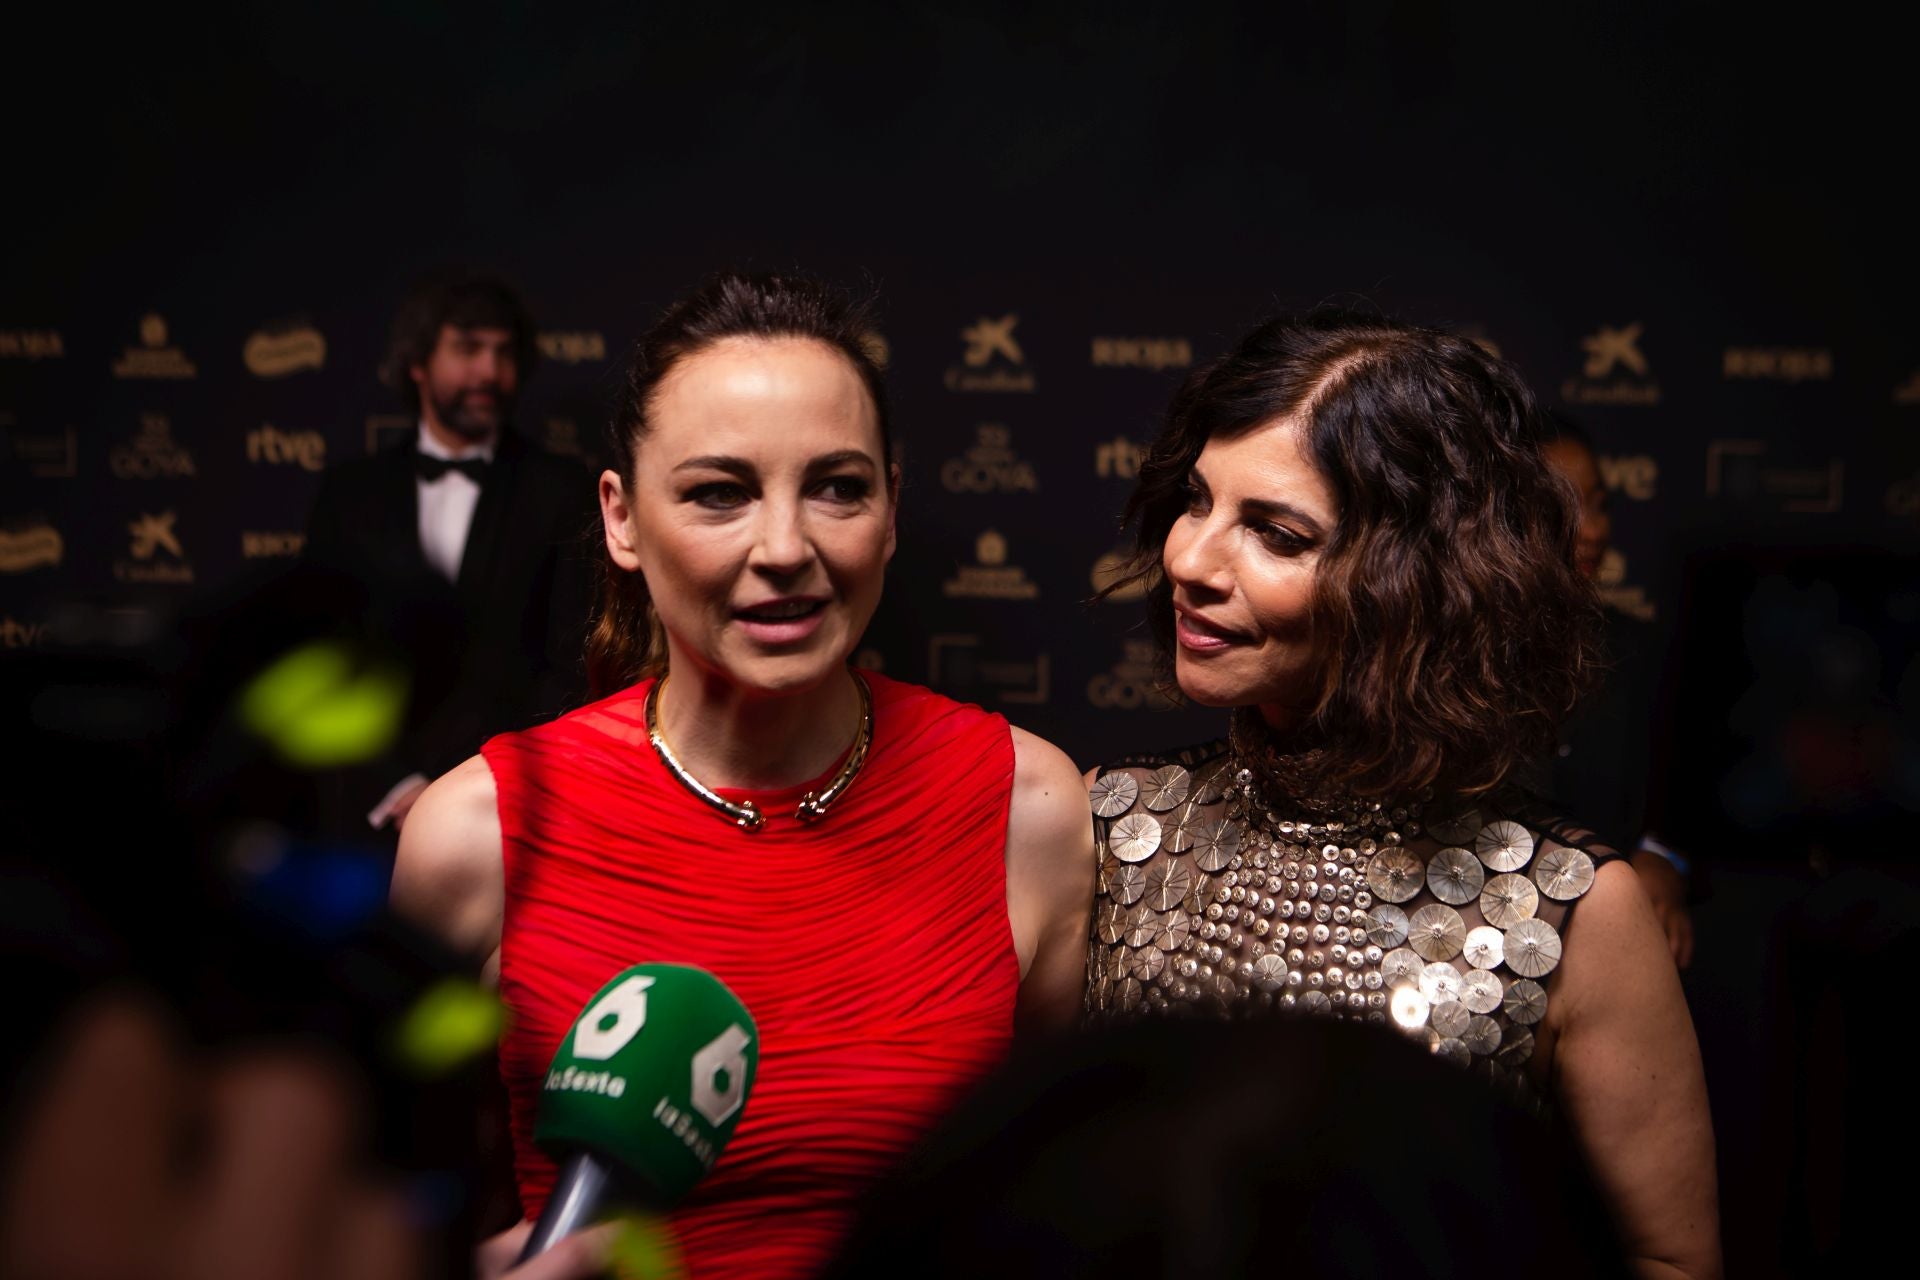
(392, 272), (1093, 1277)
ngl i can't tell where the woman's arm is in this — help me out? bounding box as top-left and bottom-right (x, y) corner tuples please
(1549, 860), (1720, 1279)
(1002, 728), (1096, 1034)
(390, 754), (508, 982)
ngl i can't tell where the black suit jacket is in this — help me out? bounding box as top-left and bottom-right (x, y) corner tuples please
(302, 428), (597, 816)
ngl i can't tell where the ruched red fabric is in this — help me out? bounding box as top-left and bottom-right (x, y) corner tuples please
(484, 673), (1019, 1278)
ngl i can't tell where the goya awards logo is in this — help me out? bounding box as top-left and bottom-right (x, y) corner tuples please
(247, 424), (326, 471)
(0, 330), (63, 360)
(0, 520), (62, 573)
(111, 414), (196, 479)
(1597, 453), (1658, 501)
(1562, 322), (1660, 406)
(928, 634), (1049, 704)
(1088, 638), (1177, 710)
(242, 530), (306, 558)
(1595, 549), (1655, 622)
(943, 529), (1039, 600)
(116, 511), (194, 584)
(111, 313), (196, 379)
(1091, 336), (1192, 371)
(946, 315), (1035, 393)
(942, 425), (1037, 493)
(538, 331), (607, 364)
(1094, 435), (1144, 480)
(1723, 347), (1832, 383)
(244, 321), (326, 377)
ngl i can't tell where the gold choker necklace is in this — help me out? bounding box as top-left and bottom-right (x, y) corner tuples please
(645, 671), (874, 831)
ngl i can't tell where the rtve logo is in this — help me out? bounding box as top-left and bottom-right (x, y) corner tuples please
(247, 425), (326, 471)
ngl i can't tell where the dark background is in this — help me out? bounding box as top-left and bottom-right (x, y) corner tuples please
(4, 4), (1914, 1275)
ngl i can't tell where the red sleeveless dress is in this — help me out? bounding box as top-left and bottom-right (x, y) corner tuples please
(483, 673), (1019, 1278)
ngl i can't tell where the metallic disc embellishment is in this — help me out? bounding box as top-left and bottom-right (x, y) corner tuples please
(1503, 918), (1563, 979)
(1110, 861), (1148, 906)
(1419, 962), (1464, 1007)
(1144, 858), (1193, 911)
(1460, 968), (1503, 1014)
(1163, 815), (1198, 854)
(1252, 953), (1288, 991)
(1462, 1015), (1503, 1056)
(1479, 873), (1540, 930)
(1433, 1037), (1472, 1067)
(1424, 807), (1483, 846)
(1502, 978), (1548, 1025)
(1380, 947), (1425, 988)
(1366, 847), (1426, 903)
(1090, 771), (1141, 818)
(1533, 845), (1598, 901)
(1096, 902), (1124, 944)
(1153, 910), (1193, 952)
(1300, 990), (1333, 1014)
(1462, 925), (1506, 971)
(1109, 812), (1164, 864)
(1431, 999), (1471, 1039)
(1390, 984), (1431, 1029)
(1190, 819), (1243, 873)
(1496, 1026), (1536, 1070)
(1123, 904), (1158, 948)
(1116, 976), (1143, 1009)
(1191, 762), (1231, 804)
(1406, 904), (1467, 962)
(1140, 764), (1192, 812)
(1426, 846), (1486, 905)
(1365, 902), (1411, 948)
(1475, 819), (1535, 872)
(1129, 944), (1167, 983)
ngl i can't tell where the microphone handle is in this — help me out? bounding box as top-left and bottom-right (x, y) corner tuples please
(517, 1151), (624, 1263)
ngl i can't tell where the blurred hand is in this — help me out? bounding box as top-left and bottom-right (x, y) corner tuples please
(0, 994), (417, 1280)
(476, 1220), (617, 1280)
(1630, 849), (1695, 970)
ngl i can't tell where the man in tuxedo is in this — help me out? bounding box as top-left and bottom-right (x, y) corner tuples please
(303, 271), (595, 835)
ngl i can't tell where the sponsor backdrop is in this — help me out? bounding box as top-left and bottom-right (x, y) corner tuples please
(5, 294), (1914, 767)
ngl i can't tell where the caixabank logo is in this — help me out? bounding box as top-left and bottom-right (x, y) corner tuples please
(111, 415), (196, 479)
(115, 511), (194, 585)
(111, 313), (196, 380)
(244, 320), (326, 378)
(946, 315), (1035, 393)
(942, 529), (1039, 600)
(1562, 323), (1660, 406)
(941, 425), (1037, 494)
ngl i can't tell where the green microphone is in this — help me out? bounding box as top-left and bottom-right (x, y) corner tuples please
(518, 963), (758, 1262)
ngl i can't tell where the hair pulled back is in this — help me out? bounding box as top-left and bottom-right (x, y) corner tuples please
(585, 271), (891, 695)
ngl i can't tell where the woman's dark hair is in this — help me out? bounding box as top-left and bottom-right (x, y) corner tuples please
(379, 270), (539, 414)
(586, 271), (892, 695)
(1109, 309), (1602, 798)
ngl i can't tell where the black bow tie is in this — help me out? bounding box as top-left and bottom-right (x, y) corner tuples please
(414, 453), (490, 484)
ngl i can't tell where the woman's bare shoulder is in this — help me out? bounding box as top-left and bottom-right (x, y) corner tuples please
(391, 755), (505, 964)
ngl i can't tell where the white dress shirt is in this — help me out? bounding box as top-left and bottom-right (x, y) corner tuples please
(415, 423), (494, 583)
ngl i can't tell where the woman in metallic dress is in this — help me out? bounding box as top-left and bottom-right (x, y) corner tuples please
(1085, 311), (1719, 1278)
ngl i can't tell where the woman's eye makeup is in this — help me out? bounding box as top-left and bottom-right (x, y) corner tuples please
(685, 481), (750, 509)
(816, 474), (872, 502)
(1254, 521), (1309, 553)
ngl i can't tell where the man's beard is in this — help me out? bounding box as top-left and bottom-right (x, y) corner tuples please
(429, 385), (512, 441)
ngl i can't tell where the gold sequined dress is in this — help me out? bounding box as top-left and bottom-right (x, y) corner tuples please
(1085, 737), (1617, 1098)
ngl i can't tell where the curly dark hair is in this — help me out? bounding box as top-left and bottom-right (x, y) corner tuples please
(586, 270), (892, 695)
(378, 269), (539, 414)
(1107, 309), (1603, 798)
